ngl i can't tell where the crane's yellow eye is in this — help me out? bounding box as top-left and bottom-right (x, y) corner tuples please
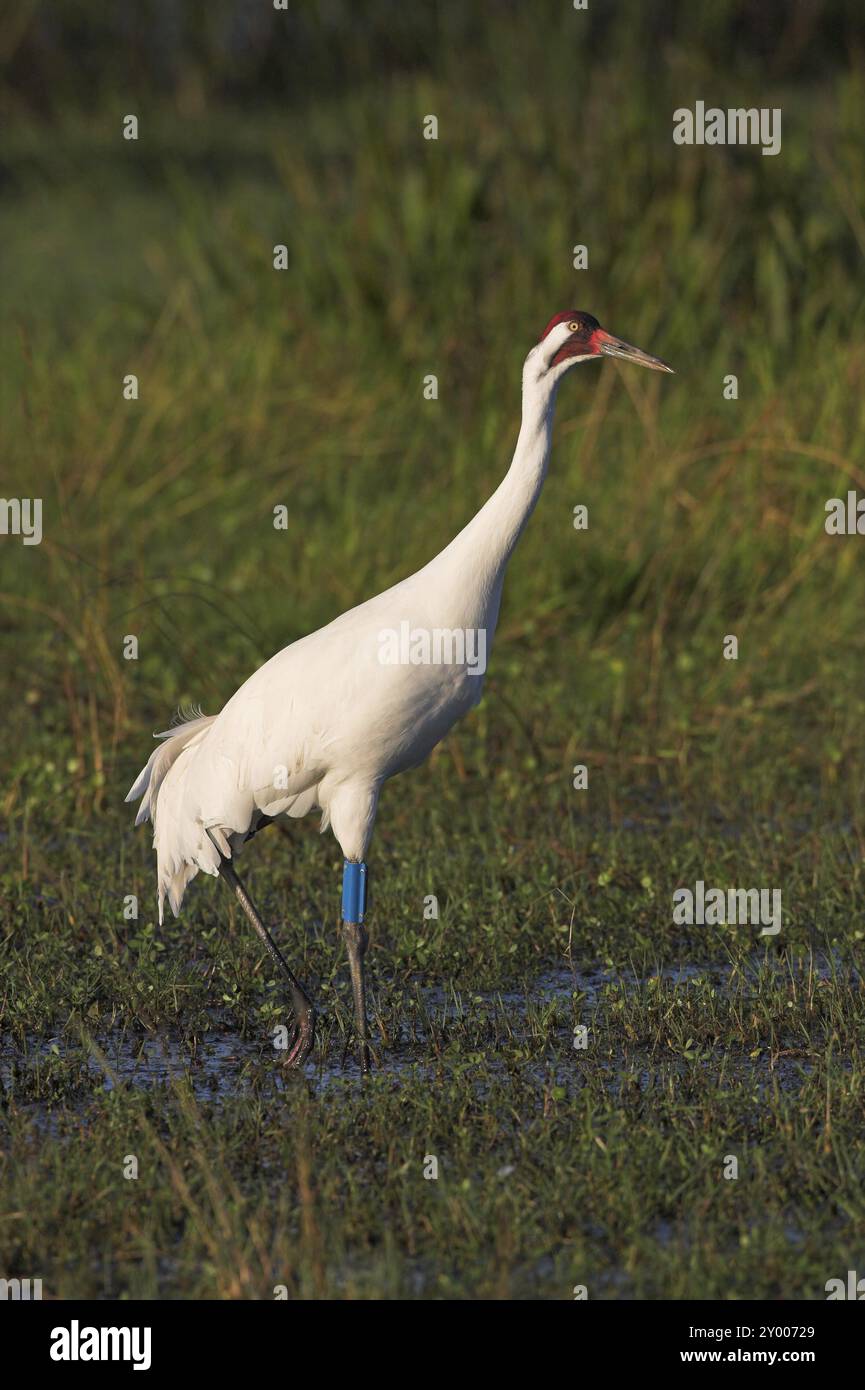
(567, 321), (580, 332)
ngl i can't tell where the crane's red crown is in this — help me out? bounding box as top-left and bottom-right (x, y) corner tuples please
(540, 310), (603, 367)
(540, 310), (601, 340)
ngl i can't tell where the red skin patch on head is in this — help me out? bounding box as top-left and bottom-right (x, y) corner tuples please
(540, 312), (606, 367)
(550, 332), (604, 367)
(540, 311), (582, 340)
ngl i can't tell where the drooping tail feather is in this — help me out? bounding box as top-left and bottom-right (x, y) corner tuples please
(126, 711), (218, 922)
(125, 712), (216, 825)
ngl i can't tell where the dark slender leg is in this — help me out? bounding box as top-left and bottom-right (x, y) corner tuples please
(342, 861), (370, 1072)
(344, 921), (370, 1072)
(218, 858), (315, 1068)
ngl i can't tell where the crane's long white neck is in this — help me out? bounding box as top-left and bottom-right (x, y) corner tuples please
(430, 357), (563, 624)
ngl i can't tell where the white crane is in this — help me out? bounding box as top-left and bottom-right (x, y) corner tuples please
(127, 311), (673, 1070)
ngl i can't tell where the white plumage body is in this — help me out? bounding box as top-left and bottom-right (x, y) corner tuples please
(127, 316), (671, 926)
(130, 554), (501, 920)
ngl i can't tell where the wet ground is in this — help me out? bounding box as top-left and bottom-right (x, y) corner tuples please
(3, 951), (849, 1118)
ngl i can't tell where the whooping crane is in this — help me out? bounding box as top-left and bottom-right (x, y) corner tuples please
(127, 311), (674, 1071)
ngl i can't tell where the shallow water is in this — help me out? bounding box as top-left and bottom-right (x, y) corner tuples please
(1, 949), (849, 1122)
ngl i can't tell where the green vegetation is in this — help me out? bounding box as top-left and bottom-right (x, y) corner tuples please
(1, 1), (864, 1299)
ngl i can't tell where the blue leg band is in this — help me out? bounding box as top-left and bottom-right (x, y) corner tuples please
(342, 860), (368, 924)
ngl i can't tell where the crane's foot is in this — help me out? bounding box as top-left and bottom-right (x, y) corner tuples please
(283, 1001), (316, 1069)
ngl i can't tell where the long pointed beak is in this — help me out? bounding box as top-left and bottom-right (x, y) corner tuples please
(597, 330), (675, 374)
